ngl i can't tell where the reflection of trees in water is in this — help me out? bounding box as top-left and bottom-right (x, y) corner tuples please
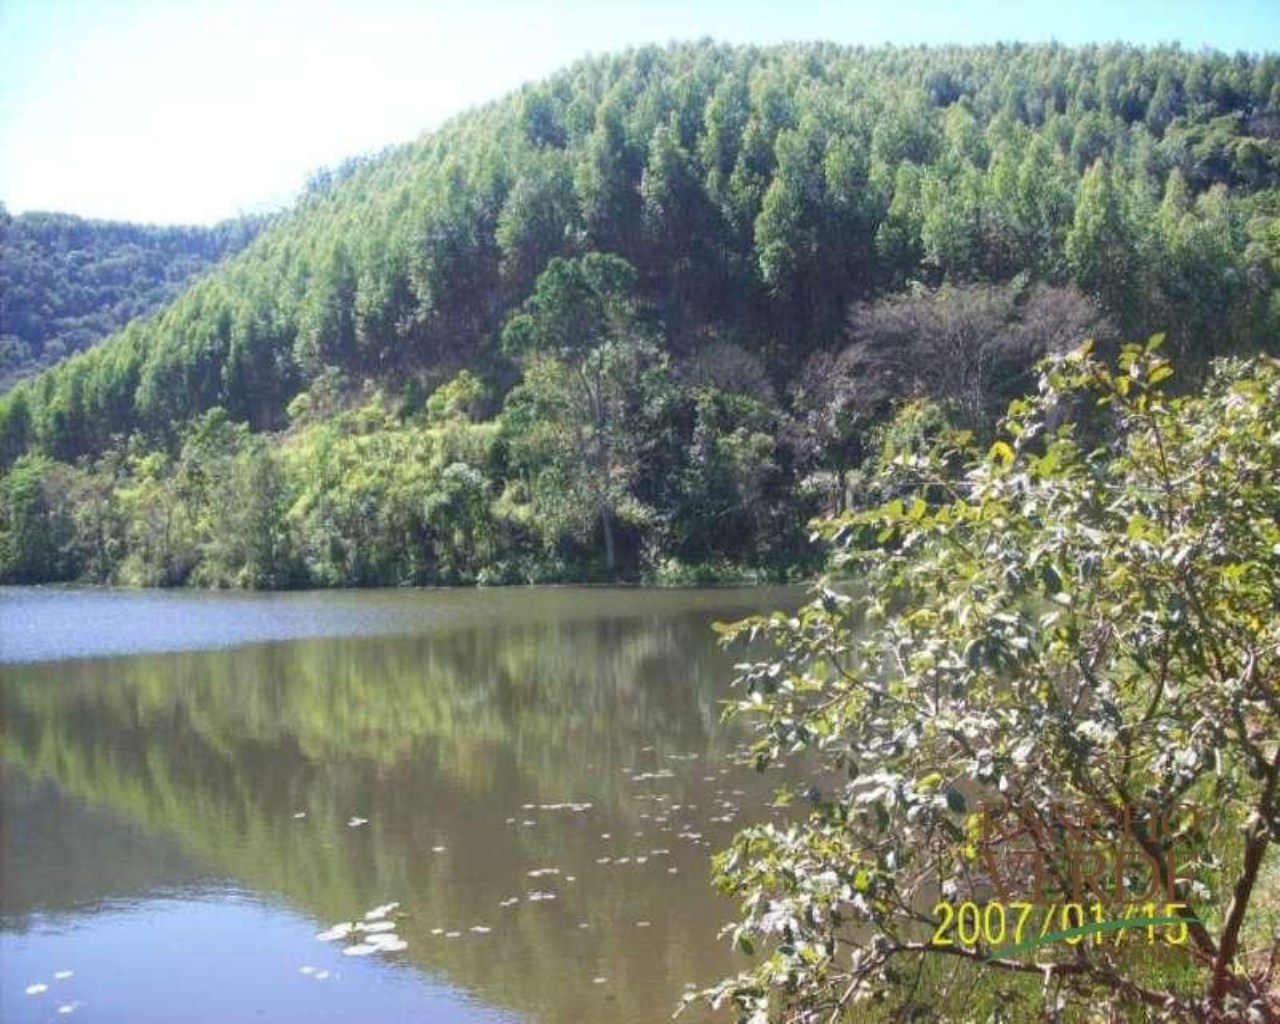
(4, 611), (735, 782)
(0, 611), (759, 1023)
(0, 772), (213, 923)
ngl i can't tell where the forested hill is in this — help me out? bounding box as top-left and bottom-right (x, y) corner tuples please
(2, 42), (1279, 588)
(0, 209), (266, 389)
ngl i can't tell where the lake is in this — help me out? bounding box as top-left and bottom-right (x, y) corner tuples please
(0, 585), (803, 1023)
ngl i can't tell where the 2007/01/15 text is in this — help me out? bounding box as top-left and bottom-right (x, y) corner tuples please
(931, 901), (1196, 956)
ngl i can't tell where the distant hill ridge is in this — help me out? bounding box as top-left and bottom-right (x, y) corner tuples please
(0, 209), (267, 390)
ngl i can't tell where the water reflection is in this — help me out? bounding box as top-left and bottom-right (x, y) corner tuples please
(0, 587), (799, 1024)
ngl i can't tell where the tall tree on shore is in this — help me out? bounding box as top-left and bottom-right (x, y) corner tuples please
(501, 253), (666, 576)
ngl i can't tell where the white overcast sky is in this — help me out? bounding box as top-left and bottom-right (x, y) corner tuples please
(1, 0), (1277, 225)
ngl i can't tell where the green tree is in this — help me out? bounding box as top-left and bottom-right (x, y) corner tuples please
(1066, 160), (1146, 332)
(0, 386), (32, 465)
(495, 152), (578, 298)
(1156, 175), (1253, 362)
(296, 241), (358, 371)
(0, 454), (78, 581)
(703, 343), (1280, 1022)
(114, 449), (196, 586)
(670, 387), (782, 567)
(755, 127), (822, 297)
(502, 253), (663, 576)
(920, 163), (985, 280)
(1013, 134), (1076, 278)
(873, 162), (925, 286)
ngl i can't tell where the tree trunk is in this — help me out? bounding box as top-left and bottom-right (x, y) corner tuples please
(601, 506), (616, 577)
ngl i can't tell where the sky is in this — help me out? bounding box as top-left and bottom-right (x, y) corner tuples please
(2, 0), (1278, 226)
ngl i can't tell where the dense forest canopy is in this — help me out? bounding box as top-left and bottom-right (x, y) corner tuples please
(2, 41), (1278, 586)
(0, 208), (266, 388)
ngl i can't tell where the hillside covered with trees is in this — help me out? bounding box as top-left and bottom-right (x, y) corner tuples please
(2, 41), (1278, 586)
(0, 209), (265, 388)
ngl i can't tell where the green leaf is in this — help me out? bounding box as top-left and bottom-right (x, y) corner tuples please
(989, 440), (1014, 468)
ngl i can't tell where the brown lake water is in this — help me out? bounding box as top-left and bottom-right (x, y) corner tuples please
(0, 585), (803, 1023)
